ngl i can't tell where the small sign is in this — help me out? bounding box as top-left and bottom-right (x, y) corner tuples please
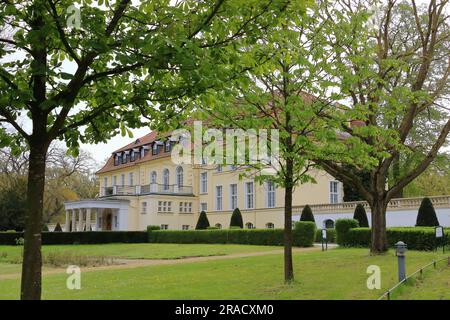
(322, 229), (327, 240)
(435, 226), (443, 238)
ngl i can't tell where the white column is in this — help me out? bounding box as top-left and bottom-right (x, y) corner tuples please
(86, 208), (91, 231)
(94, 208), (99, 231)
(71, 209), (76, 232)
(65, 210), (70, 232)
(78, 209), (83, 231)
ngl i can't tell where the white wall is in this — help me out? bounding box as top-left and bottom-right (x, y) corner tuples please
(294, 208), (450, 228)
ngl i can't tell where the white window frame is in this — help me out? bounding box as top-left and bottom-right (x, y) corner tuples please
(176, 166), (184, 187)
(112, 176), (117, 186)
(200, 202), (207, 212)
(200, 172), (208, 193)
(329, 181), (339, 204)
(215, 185), (223, 211)
(141, 202), (147, 214)
(129, 172), (134, 186)
(245, 182), (254, 209)
(121, 174), (125, 186)
(103, 177), (108, 188)
(266, 181), (276, 208)
(229, 184), (238, 210)
(163, 169), (170, 190)
(151, 171), (157, 184)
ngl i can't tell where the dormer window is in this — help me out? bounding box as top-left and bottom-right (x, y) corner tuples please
(114, 154), (120, 166)
(165, 140), (171, 152)
(122, 151), (129, 164)
(130, 150), (135, 162)
(152, 143), (159, 155)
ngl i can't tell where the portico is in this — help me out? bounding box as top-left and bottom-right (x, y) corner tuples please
(64, 199), (130, 232)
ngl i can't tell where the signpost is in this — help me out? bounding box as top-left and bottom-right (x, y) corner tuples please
(321, 229), (328, 251)
(435, 226), (445, 254)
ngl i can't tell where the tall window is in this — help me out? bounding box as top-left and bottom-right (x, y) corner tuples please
(129, 172), (134, 186)
(230, 184), (238, 210)
(163, 169), (170, 190)
(176, 166), (184, 187)
(151, 171), (157, 184)
(121, 174), (125, 186)
(103, 177), (108, 187)
(245, 182), (254, 209)
(215, 186), (223, 211)
(200, 172), (208, 193)
(130, 151), (135, 161)
(266, 181), (276, 208)
(200, 202), (207, 212)
(330, 181), (339, 204)
(141, 202), (147, 214)
(112, 176), (117, 186)
(152, 143), (159, 155)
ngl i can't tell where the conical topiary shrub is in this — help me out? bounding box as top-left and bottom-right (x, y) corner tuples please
(53, 222), (63, 232)
(300, 205), (315, 223)
(416, 197), (440, 226)
(230, 208), (243, 228)
(195, 211), (210, 230)
(353, 204), (369, 227)
(42, 224), (49, 232)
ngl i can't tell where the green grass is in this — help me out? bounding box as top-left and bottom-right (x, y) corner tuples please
(0, 243), (281, 264)
(393, 261), (450, 300)
(0, 247), (446, 300)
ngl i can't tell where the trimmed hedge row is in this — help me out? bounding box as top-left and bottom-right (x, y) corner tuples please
(315, 229), (336, 243)
(0, 231), (148, 245)
(148, 222), (316, 247)
(338, 226), (450, 251)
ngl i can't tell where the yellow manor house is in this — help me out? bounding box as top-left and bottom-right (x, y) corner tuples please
(63, 131), (344, 232)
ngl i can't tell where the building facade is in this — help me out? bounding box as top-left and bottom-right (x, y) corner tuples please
(64, 130), (346, 231)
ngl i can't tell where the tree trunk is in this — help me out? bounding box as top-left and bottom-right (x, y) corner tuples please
(283, 159), (294, 283)
(20, 141), (48, 300)
(370, 198), (388, 254)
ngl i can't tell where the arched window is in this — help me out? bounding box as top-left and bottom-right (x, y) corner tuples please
(176, 166), (184, 187)
(163, 169), (170, 190)
(266, 222), (274, 229)
(215, 223), (222, 229)
(324, 219), (335, 229)
(151, 171), (157, 184)
(245, 222), (254, 229)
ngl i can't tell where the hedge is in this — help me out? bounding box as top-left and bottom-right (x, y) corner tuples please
(0, 231), (148, 245)
(315, 228), (336, 243)
(148, 225), (316, 247)
(335, 219), (359, 246)
(338, 227), (450, 251)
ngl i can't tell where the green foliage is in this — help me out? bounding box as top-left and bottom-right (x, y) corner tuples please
(0, 176), (27, 231)
(293, 221), (316, 247)
(353, 204), (369, 227)
(53, 223), (63, 232)
(416, 197), (440, 227)
(147, 225), (161, 231)
(341, 227), (450, 251)
(42, 224), (49, 232)
(315, 229), (336, 243)
(335, 219), (359, 246)
(0, 231), (148, 245)
(148, 228), (315, 247)
(300, 205), (315, 222)
(195, 211), (210, 230)
(230, 208), (243, 228)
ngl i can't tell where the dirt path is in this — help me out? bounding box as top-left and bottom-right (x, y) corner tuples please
(0, 245), (329, 281)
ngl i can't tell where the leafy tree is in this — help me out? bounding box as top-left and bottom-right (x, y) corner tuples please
(0, 176), (27, 231)
(353, 204), (369, 228)
(300, 205), (315, 223)
(0, 0), (288, 299)
(314, 0), (450, 253)
(195, 211), (210, 230)
(53, 222), (62, 232)
(416, 197), (440, 227)
(201, 1), (333, 282)
(230, 208), (243, 228)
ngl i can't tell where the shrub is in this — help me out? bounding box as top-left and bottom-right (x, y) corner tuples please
(230, 208), (243, 228)
(300, 205), (315, 222)
(353, 204), (369, 227)
(294, 221), (316, 247)
(42, 224), (49, 232)
(147, 225), (161, 231)
(335, 219), (359, 246)
(54, 223), (63, 232)
(195, 211), (210, 230)
(315, 229), (336, 243)
(207, 226), (219, 230)
(340, 227), (450, 250)
(148, 228), (316, 247)
(416, 197), (440, 227)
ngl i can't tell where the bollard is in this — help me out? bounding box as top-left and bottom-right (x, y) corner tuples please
(395, 241), (407, 282)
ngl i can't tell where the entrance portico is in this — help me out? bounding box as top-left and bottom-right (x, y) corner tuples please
(64, 199), (130, 232)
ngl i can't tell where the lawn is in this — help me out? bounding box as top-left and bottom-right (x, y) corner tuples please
(0, 243), (281, 264)
(0, 247), (447, 300)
